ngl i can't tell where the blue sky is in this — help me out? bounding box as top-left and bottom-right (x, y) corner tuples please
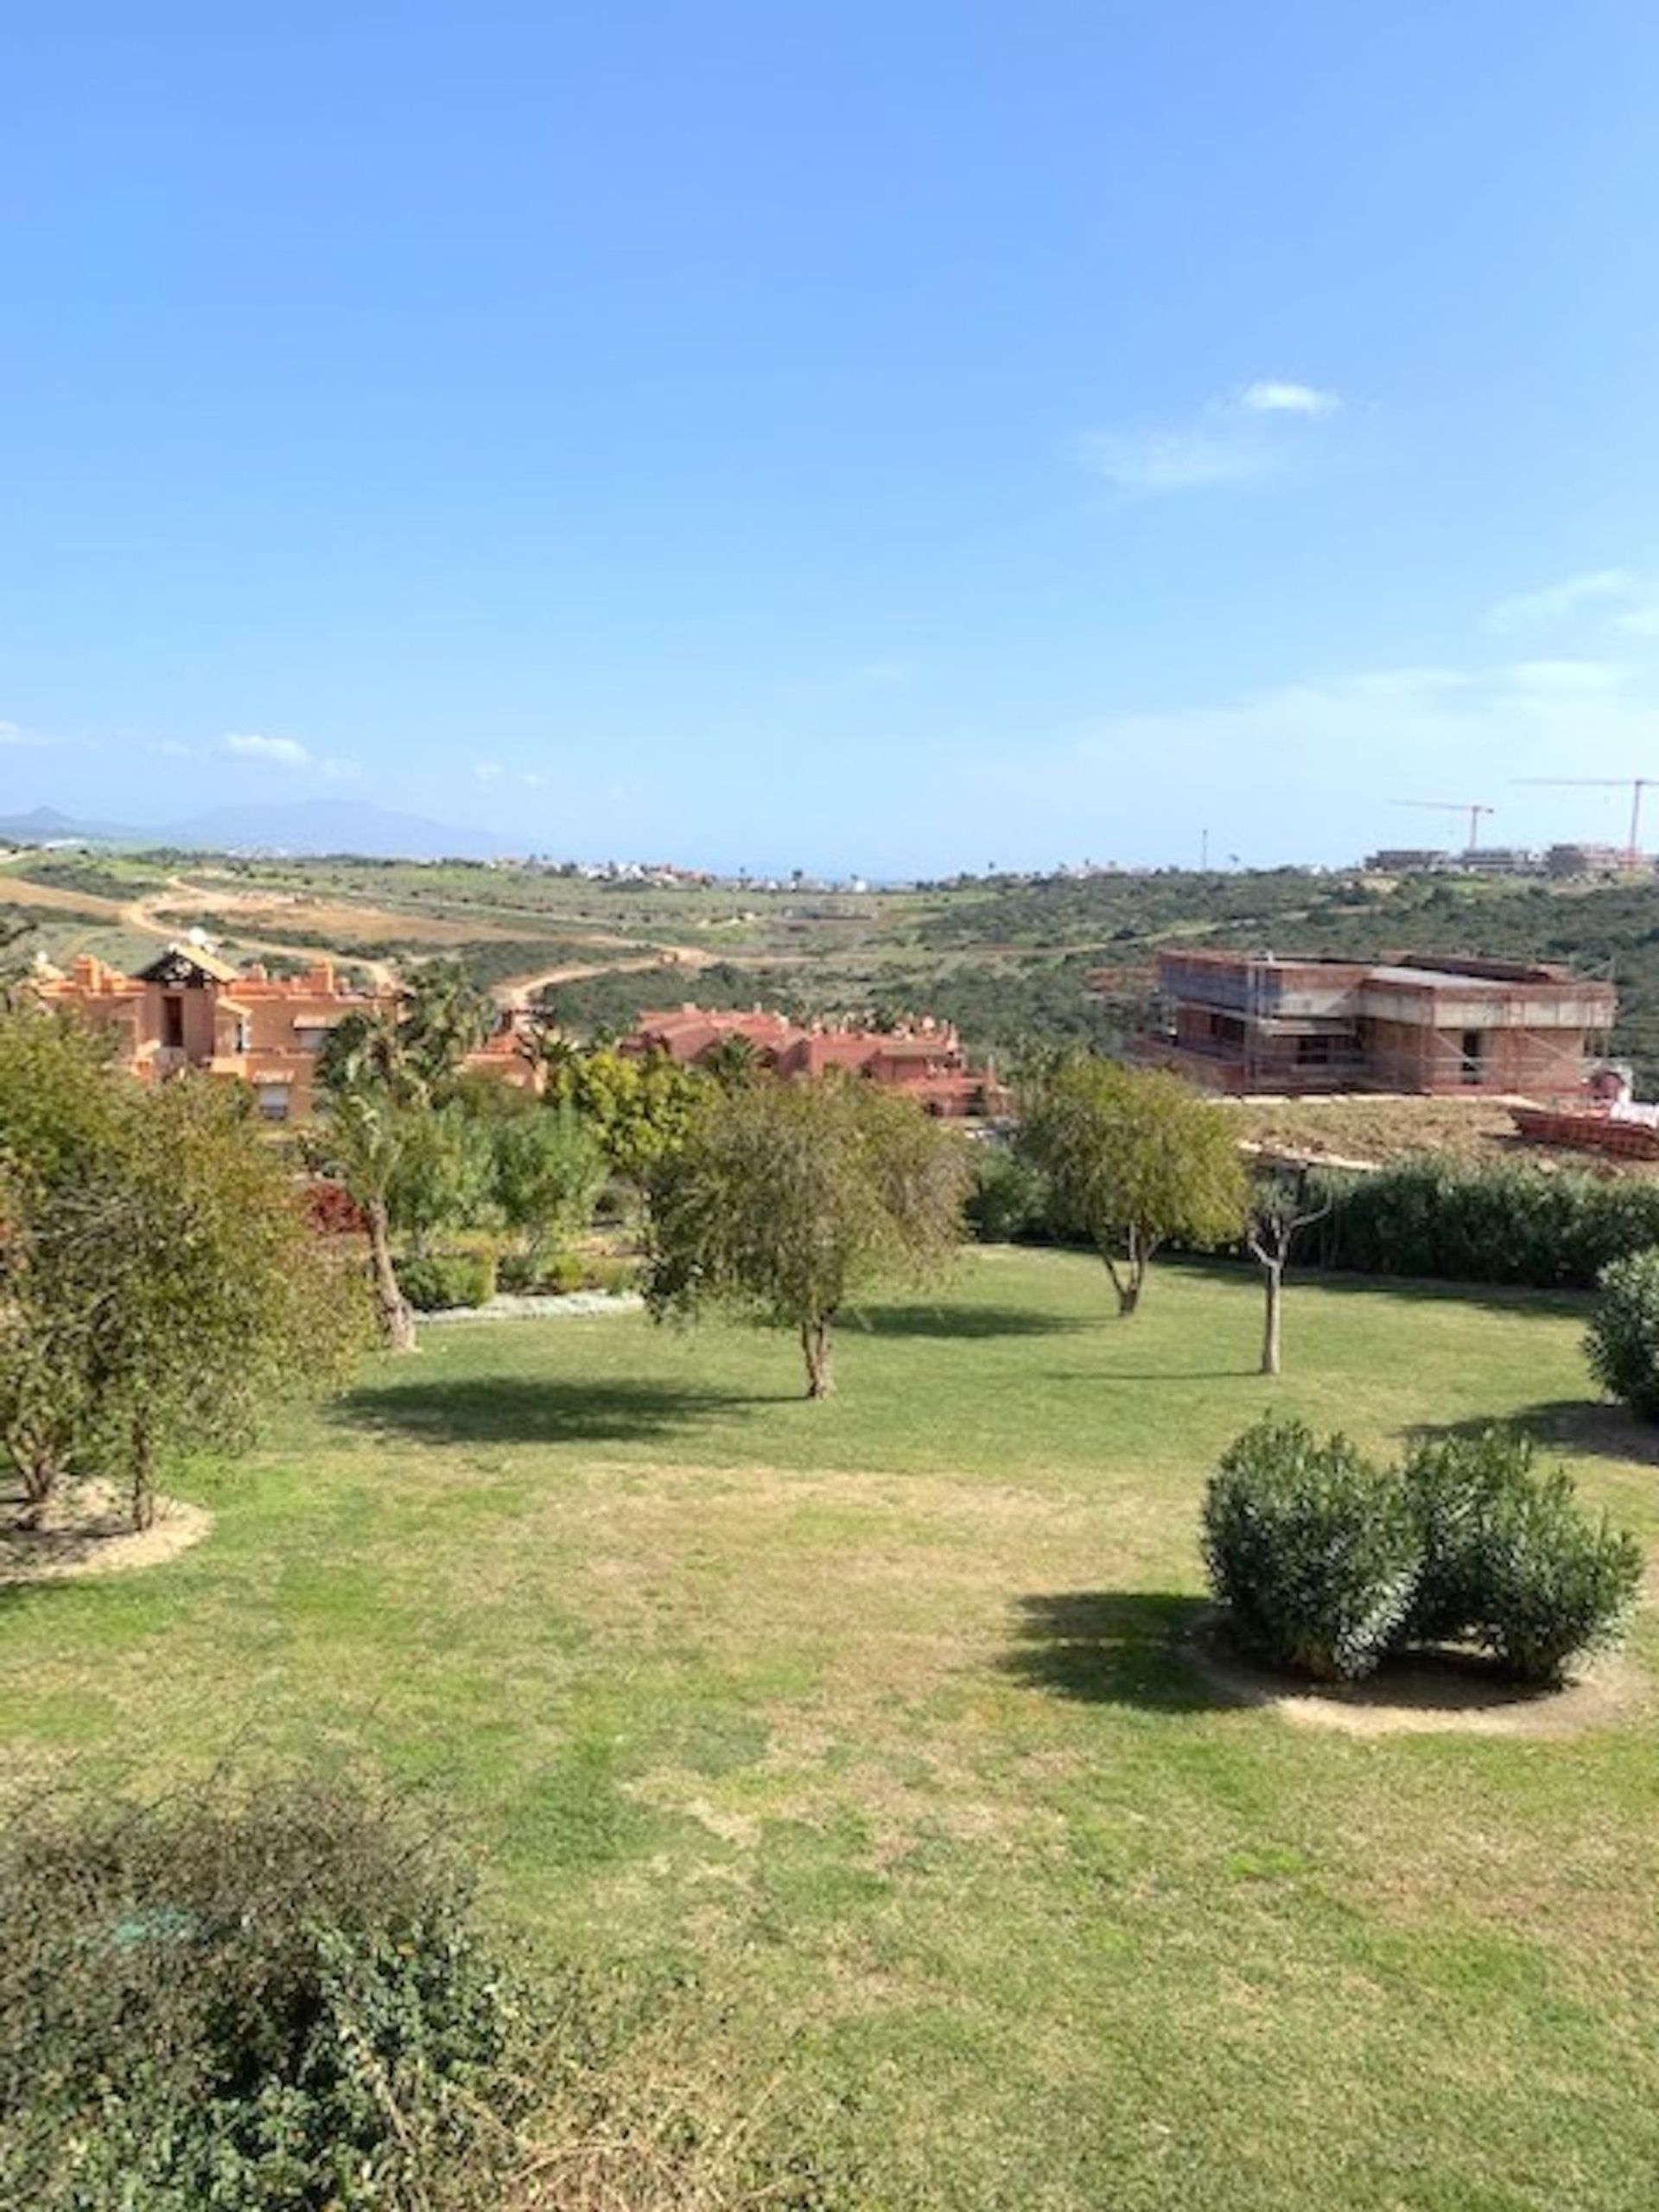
(5, 3), (1659, 874)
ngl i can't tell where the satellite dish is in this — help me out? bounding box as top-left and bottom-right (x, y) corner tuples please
(188, 925), (210, 947)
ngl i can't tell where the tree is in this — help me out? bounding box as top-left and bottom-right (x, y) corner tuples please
(491, 1104), (607, 1259)
(313, 967), (496, 1347)
(645, 1077), (969, 1397)
(303, 1090), (420, 1351)
(1020, 1058), (1248, 1314)
(0, 1013), (136, 1522)
(385, 1101), (495, 1257)
(1245, 1166), (1332, 1376)
(544, 1046), (706, 1185)
(702, 1032), (764, 1090)
(66, 1081), (367, 1528)
(0, 1052), (366, 1531)
(316, 961), (495, 1109)
(398, 959), (496, 1095)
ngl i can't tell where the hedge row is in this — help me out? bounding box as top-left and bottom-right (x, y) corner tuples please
(1300, 1157), (1659, 1289)
(973, 1141), (1659, 1292)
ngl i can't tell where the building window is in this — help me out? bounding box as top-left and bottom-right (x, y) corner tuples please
(1295, 1034), (1335, 1067)
(162, 995), (185, 1051)
(1459, 1029), (1484, 1084)
(256, 1084), (290, 1123)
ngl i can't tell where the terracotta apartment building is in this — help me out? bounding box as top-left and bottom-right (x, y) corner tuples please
(626, 1004), (1008, 1116)
(1138, 950), (1616, 1100)
(35, 944), (536, 1121)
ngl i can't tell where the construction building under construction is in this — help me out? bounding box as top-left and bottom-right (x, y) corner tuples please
(1136, 950), (1615, 1099)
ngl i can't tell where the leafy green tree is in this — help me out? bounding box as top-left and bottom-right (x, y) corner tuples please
(385, 1101), (495, 1258)
(65, 1081), (366, 1528)
(645, 1077), (969, 1397)
(492, 1104), (607, 1259)
(0, 1052), (366, 1530)
(545, 1046), (706, 1185)
(0, 1014), (136, 1520)
(1020, 1058), (1248, 1314)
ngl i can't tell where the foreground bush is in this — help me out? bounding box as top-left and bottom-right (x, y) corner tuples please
(1202, 1419), (1418, 1681)
(0, 1775), (527, 2211)
(1586, 1248), (1659, 1419)
(394, 1250), (497, 1311)
(1205, 1420), (1643, 1688)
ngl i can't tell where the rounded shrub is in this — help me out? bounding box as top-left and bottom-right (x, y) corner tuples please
(1463, 1463), (1642, 1687)
(1586, 1247), (1659, 1420)
(393, 1251), (497, 1312)
(1209, 1421), (1643, 1691)
(0, 1774), (529, 2211)
(1399, 1427), (1545, 1644)
(1201, 1417), (1420, 1681)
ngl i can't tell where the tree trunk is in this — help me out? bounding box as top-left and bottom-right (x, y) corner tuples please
(1108, 1237), (1146, 1317)
(367, 1198), (417, 1353)
(11, 1432), (63, 1529)
(1260, 1263), (1283, 1376)
(800, 1318), (835, 1399)
(130, 1423), (155, 1534)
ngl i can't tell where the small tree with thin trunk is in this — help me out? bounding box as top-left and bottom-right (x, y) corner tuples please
(645, 1077), (969, 1397)
(1020, 1058), (1248, 1315)
(1246, 1166), (1332, 1376)
(304, 1090), (420, 1351)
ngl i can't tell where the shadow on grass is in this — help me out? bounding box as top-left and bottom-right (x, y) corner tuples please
(337, 1376), (766, 1448)
(1001, 1591), (1226, 1712)
(846, 1303), (1085, 1340)
(1036, 1366), (1258, 1385)
(1403, 1399), (1659, 1467)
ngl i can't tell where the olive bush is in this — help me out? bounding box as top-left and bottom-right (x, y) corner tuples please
(1205, 1420), (1642, 1688)
(1586, 1247), (1659, 1420)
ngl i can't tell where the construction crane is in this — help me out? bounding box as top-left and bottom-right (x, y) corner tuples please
(1393, 798), (1495, 851)
(1512, 776), (1658, 865)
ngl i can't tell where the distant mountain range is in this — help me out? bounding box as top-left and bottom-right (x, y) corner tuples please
(0, 798), (521, 861)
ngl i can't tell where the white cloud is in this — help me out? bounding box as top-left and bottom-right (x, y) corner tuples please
(1078, 381), (1342, 495)
(151, 739), (194, 760)
(222, 731), (355, 779)
(0, 719), (56, 748)
(224, 731), (311, 769)
(474, 761), (505, 785)
(1239, 380), (1341, 417)
(1488, 569), (1639, 631)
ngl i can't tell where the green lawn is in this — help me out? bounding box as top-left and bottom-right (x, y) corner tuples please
(5, 1249), (1659, 2209)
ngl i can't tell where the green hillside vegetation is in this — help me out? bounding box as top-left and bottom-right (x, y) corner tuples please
(10, 849), (1659, 1084)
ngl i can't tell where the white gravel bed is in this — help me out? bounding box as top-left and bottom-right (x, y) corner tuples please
(419, 1290), (645, 1325)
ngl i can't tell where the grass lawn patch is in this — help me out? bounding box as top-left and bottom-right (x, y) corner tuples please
(3, 1250), (1657, 2209)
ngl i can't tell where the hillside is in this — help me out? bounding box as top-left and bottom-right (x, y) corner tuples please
(7, 847), (1659, 1089)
